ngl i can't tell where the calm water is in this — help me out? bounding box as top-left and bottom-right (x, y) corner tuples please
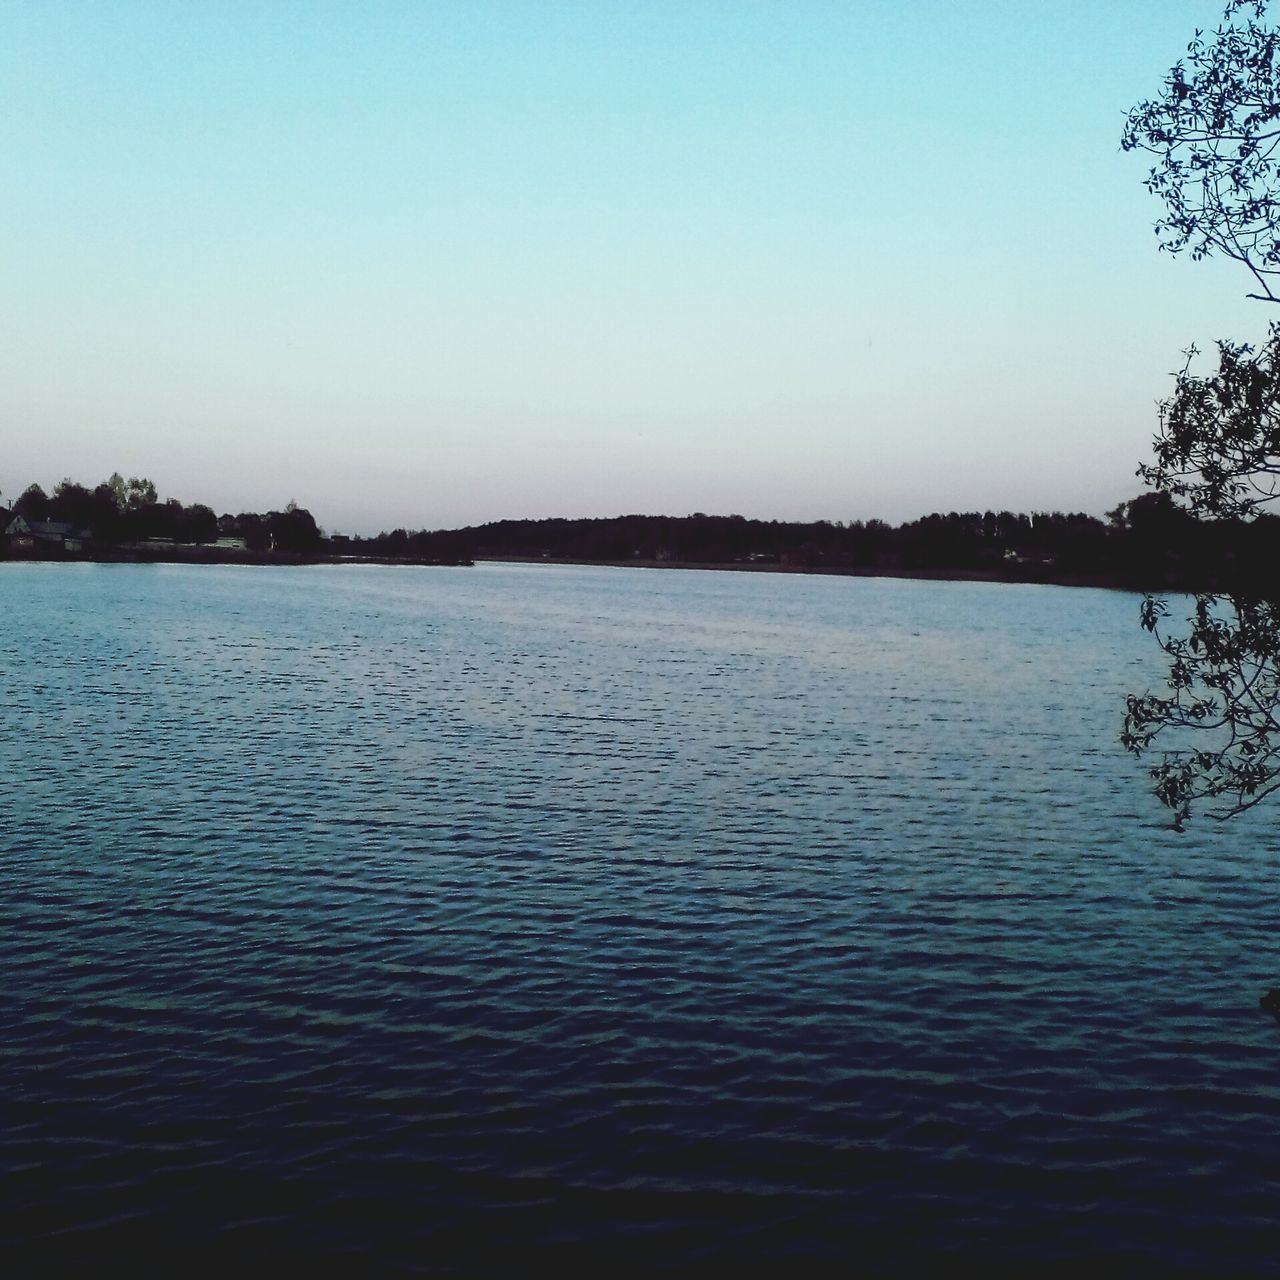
(4, 562), (1279, 1272)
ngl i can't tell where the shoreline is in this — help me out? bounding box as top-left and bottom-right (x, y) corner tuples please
(0, 547), (472, 569)
(0, 547), (1172, 593)
(476, 555), (1152, 592)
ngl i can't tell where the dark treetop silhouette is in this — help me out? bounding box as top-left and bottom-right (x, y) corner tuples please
(8, 471), (1280, 588)
(1, 474), (472, 564)
(1122, 0), (1280, 826)
(6, 468), (1261, 584)
(1122, 0), (1280, 305)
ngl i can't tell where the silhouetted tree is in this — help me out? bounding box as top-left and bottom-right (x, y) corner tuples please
(177, 503), (218, 544)
(236, 512), (271, 552)
(1123, 331), (1280, 824)
(1121, 0), (1280, 824)
(50, 479), (94, 528)
(14, 484), (50, 522)
(1123, 0), (1280, 304)
(269, 504), (322, 552)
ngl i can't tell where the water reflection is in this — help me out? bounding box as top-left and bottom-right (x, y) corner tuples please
(2, 563), (1278, 1271)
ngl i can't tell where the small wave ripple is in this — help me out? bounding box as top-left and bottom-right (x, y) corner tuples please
(3, 563), (1279, 1272)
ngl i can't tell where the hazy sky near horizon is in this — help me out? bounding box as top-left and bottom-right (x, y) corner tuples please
(2, 0), (1270, 534)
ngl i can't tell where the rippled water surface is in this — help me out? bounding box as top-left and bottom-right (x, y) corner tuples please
(4, 562), (1280, 1272)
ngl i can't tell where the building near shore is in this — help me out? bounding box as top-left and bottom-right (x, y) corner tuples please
(4, 515), (88, 554)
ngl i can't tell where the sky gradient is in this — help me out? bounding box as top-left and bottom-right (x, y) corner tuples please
(2, 1), (1269, 534)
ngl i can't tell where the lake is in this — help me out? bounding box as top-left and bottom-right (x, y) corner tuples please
(3, 562), (1278, 1272)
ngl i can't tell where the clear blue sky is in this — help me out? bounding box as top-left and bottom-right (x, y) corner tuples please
(1, 1), (1266, 533)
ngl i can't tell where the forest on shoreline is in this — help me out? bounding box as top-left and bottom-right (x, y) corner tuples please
(0, 475), (472, 565)
(4, 473), (1279, 593)
(461, 497), (1280, 594)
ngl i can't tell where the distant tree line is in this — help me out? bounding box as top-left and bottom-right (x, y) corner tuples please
(4, 474), (326, 553)
(445, 499), (1280, 591)
(7, 473), (1277, 588)
(355, 526), (478, 563)
(1, 474), (474, 562)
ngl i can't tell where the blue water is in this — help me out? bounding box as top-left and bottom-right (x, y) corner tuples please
(3, 562), (1278, 1272)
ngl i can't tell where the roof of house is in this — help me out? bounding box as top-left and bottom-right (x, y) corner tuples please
(5, 517), (84, 539)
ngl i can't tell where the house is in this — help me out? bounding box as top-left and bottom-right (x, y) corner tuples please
(33, 521), (81, 551)
(5, 515), (90, 553)
(5, 514), (34, 552)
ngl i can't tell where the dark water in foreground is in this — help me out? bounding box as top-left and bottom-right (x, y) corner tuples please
(3, 563), (1279, 1272)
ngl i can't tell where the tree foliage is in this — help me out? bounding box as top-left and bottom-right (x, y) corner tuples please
(444, 509), (1115, 574)
(1117, 0), (1280, 824)
(1124, 592), (1280, 827)
(14, 484), (50, 521)
(126, 476), (157, 510)
(1141, 332), (1280, 517)
(1123, 330), (1280, 824)
(1123, 0), (1280, 302)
